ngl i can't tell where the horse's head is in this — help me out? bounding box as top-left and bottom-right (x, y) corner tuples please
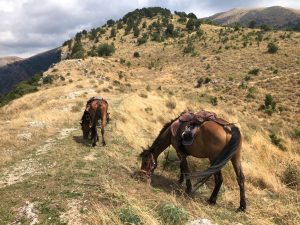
(81, 110), (92, 139)
(139, 147), (157, 180)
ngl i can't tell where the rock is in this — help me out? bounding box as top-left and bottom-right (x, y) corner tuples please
(17, 132), (32, 141)
(188, 219), (218, 225)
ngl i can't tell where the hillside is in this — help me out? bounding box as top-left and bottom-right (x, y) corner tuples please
(0, 7), (299, 225)
(206, 6), (300, 30)
(0, 56), (22, 67)
(0, 48), (61, 95)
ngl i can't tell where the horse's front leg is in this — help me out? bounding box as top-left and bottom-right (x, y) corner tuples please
(180, 157), (192, 194)
(91, 125), (98, 147)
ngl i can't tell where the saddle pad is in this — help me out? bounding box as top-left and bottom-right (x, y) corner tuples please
(171, 119), (180, 137)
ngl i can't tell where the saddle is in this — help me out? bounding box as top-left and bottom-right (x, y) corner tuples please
(171, 110), (233, 146)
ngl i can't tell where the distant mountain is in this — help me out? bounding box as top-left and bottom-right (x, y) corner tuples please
(0, 48), (61, 95)
(205, 6), (300, 30)
(0, 56), (22, 67)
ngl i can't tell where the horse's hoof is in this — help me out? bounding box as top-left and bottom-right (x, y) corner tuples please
(236, 206), (246, 212)
(92, 143), (96, 147)
(102, 142), (106, 146)
(185, 187), (192, 195)
(207, 199), (216, 205)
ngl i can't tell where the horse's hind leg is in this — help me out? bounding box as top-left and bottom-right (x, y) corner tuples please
(231, 156), (246, 211)
(207, 170), (223, 204)
(101, 127), (106, 146)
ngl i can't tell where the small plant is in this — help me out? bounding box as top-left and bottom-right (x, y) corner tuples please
(281, 162), (300, 188)
(139, 93), (148, 98)
(43, 75), (54, 84)
(291, 128), (300, 139)
(267, 42), (278, 54)
(133, 52), (140, 58)
(118, 207), (141, 225)
(261, 94), (276, 115)
(166, 100), (176, 110)
(137, 34), (148, 45)
(248, 68), (260, 75)
(211, 97), (218, 106)
(269, 132), (285, 151)
(157, 203), (188, 225)
(246, 87), (256, 99)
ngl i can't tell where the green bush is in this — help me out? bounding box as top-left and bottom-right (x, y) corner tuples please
(267, 42), (278, 54)
(248, 68), (260, 75)
(211, 97), (218, 106)
(43, 75), (54, 84)
(183, 41), (195, 54)
(246, 87), (256, 99)
(137, 34), (148, 45)
(118, 207), (141, 225)
(157, 203), (188, 225)
(269, 132), (285, 150)
(110, 28), (116, 38)
(97, 43), (116, 56)
(261, 94), (276, 115)
(133, 52), (140, 57)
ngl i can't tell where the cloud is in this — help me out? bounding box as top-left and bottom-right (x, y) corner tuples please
(0, 0), (299, 58)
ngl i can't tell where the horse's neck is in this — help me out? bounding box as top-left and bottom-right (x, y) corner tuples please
(151, 126), (171, 160)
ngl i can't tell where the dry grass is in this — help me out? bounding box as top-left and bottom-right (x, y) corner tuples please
(0, 18), (300, 225)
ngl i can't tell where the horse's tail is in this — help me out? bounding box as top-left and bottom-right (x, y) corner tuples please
(186, 126), (241, 192)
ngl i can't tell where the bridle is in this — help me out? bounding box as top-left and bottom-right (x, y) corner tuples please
(140, 152), (157, 178)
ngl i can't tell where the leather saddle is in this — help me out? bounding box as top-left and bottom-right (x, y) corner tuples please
(171, 110), (233, 146)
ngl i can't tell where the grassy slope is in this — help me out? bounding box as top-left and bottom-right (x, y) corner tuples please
(0, 15), (299, 225)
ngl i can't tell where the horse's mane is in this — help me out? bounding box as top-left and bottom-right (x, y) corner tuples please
(149, 115), (180, 152)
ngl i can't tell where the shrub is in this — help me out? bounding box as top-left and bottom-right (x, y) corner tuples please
(110, 28), (116, 38)
(157, 203), (188, 225)
(70, 40), (85, 59)
(183, 41), (195, 54)
(248, 68), (260, 75)
(166, 100), (176, 109)
(133, 52), (140, 58)
(137, 34), (148, 45)
(133, 26), (140, 37)
(43, 75), (54, 84)
(246, 87), (256, 99)
(261, 94), (276, 115)
(211, 97), (218, 106)
(186, 18), (195, 31)
(97, 43), (116, 56)
(291, 129), (300, 139)
(281, 162), (300, 188)
(118, 207), (140, 225)
(269, 132), (285, 150)
(267, 42), (278, 54)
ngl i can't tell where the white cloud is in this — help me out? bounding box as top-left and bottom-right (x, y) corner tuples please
(0, 0), (299, 58)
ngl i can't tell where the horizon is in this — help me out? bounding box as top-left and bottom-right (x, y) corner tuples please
(1, 0), (300, 58)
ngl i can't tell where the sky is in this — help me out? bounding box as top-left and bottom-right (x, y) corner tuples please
(0, 0), (299, 58)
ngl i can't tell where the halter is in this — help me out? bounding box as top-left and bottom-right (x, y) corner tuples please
(140, 152), (156, 178)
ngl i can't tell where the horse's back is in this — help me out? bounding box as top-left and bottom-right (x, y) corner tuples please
(185, 121), (231, 159)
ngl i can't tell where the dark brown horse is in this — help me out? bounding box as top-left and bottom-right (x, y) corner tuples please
(81, 97), (109, 146)
(139, 111), (246, 211)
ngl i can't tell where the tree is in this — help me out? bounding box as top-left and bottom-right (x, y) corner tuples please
(110, 28), (116, 38)
(267, 42), (278, 53)
(106, 19), (115, 26)
(248, 20), (257, 28)
(186, 19), (195, 31)
(97, 43), (116, 56)
(133, 26), (140, 37)
(165, 23), (174, 37)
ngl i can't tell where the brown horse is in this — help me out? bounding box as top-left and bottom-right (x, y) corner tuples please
(139, 111), (246, 211)
(81, 97), (109, 146)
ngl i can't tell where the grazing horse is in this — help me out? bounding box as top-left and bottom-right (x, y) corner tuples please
(139, 111), (246, 211)
(81, 97), (109, 146)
